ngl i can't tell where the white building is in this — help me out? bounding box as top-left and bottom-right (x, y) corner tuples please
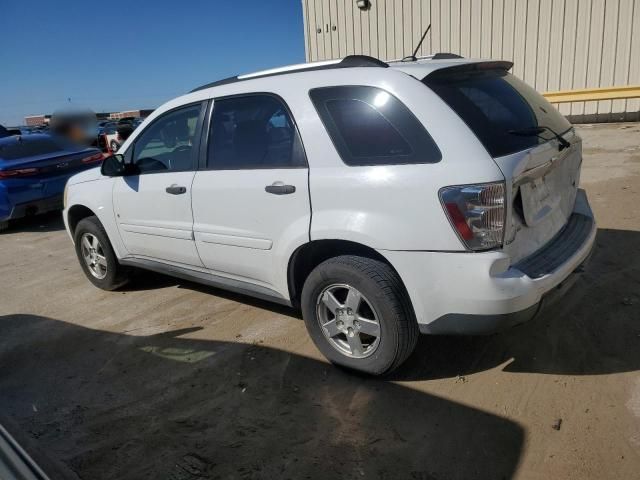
(302, 0), (640, 122)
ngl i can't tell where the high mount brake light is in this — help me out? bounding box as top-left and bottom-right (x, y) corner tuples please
(439, 182), (506, 251)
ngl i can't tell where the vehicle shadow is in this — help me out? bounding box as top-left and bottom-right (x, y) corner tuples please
(123, 227), (640, 380)
(124, 271), (301, 320)
(395, 227), (640, 380)
(0, 313), (524, 480)
(2, 211), (65, 233)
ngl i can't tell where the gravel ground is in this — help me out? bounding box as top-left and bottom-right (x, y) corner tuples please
(0, 123), (639, 480)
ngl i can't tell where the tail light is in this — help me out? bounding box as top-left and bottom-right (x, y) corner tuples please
(82, 152), (105, 164)
(439, 182), (505, 251)
(0, 167), (40, 179)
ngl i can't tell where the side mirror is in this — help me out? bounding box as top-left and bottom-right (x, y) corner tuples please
(100, 154), (139, 177)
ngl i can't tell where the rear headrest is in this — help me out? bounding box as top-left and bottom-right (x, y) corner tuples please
(233, 120), (268, 164)
(160, 119), (190, 148)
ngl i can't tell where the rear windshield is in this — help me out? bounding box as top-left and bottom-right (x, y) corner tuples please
(423, 68), (571, 158)
(0, 136), (65, 160)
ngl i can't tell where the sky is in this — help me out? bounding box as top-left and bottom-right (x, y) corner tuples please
(0, 0), (306, 126)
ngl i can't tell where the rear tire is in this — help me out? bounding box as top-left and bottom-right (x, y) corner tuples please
(74, 216), (129, 290)
(301, 255), (419, 375)
(0, 221), (8, 232)
(110, 140), (119, 152)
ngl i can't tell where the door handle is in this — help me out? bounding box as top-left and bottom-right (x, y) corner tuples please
(166, 184), (187, 195)
(265, 182), (296, 195)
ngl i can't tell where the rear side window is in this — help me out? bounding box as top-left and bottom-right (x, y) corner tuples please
(310, 86), (441, 166)
(207, 94), (306, 170)
(424, 69), (571, 158)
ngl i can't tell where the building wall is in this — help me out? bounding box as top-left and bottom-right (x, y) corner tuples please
(24, 115), (47, 126)
(108, 109), (154, 120)
(302, 0), (640, 122)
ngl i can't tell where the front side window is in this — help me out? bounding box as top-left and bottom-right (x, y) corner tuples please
(309, 86), (441, 166)
(207, 94), (306, 170)
(132, 103), (202, 174)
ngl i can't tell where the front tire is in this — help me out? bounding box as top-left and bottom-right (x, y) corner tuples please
(74, 216), (129, 290)
(0, 221), (8, 232)
(301, 255), (419, 375)
(110, 140), (119, 152)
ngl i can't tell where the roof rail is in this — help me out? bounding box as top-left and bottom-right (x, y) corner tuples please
(190, 55), (388, 93)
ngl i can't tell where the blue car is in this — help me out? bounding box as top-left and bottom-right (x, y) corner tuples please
(0, 134), (103, 231)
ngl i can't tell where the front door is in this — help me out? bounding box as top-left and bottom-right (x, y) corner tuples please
(113, 102), (205, 266)
(191, 94), (310, 293)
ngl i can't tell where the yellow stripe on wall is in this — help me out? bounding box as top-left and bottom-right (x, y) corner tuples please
(543, 85), (640, 103)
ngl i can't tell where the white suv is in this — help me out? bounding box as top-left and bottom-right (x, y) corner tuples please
(63, 55), (596, 374)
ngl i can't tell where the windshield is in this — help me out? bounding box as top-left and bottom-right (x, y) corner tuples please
(423, 69), (571, 158)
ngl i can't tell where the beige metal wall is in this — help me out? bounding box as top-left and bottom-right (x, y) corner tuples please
(302, 0), (640, 121)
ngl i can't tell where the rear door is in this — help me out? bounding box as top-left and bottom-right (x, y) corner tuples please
(191, 94), (310, 292)
(113, 102), (205, 266)
(424, 66), (579, 262)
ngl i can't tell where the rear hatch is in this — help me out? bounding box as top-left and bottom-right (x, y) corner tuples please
(424, 63), (580, 262)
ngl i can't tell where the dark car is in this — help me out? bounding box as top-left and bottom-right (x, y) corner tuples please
(97, 121), (116, 136)
(0, 134), (103, 231)
(117, 116), (136, 125)
(0, 124), (21, 138)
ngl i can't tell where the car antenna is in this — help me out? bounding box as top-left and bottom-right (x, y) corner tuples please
(402, 24), (431, 62)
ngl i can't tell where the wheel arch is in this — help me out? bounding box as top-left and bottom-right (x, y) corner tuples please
(287, 239), (408, 309)
(67, 204), (97, 237)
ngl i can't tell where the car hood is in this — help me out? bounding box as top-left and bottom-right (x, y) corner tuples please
(68, 166), (103, 185)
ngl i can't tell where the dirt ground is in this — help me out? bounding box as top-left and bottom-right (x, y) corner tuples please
(1, 123), (639, 480)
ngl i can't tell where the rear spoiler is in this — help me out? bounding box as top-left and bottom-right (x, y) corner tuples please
(425, 60), (514, 80)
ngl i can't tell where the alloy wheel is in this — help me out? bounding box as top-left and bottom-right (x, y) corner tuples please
(315, 283), (381, 359)
(80, 233), (108, 279)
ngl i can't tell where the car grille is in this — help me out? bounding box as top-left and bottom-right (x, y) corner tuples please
(513, 213), (594, 279)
